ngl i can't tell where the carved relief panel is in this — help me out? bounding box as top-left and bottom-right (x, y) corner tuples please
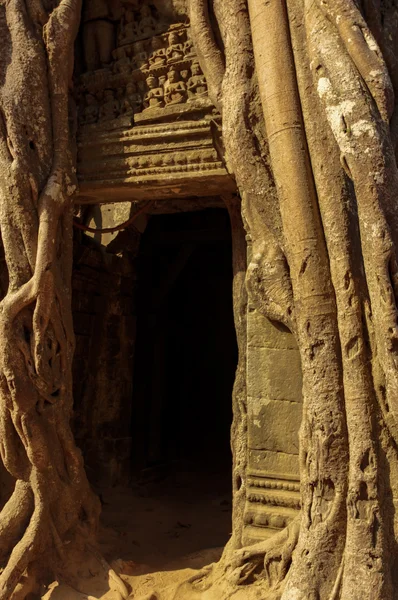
(78, 1), (210, 126)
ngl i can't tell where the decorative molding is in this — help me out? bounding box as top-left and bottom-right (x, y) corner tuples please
(247, 492), (301, 510)
(244, 506), (297, 530)
(244, 474), (301, 537)
(78, 115), (217, 142)
(127, 161), (224, 177)
(247, 477), (300, 493)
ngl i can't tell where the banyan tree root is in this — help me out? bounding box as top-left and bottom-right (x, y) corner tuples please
(185, 0), (398, 599)
(0, 0), (129, 597)
(230, 518), (300, 587)
(170, 520), (299, 600)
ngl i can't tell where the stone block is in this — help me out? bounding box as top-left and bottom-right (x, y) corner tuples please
(77, 247), (104, 270)
(111, 254), (134, 277)
(72, 272), (99, 294)
(75, 263), (102, 283)
(248, 398), (301, 454)
(85, 202), (132, 248)
(72, 289), (96, 313)
(247, 307), (298, 350)
(247, 345), (302, 403)
(248, 449), (300, 480)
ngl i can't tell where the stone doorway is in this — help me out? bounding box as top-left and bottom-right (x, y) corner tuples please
(131, 207), (237, 477)
(71, 202), (239, 568)
(123, 207), (237, 560)
(71, 190), (302, 570)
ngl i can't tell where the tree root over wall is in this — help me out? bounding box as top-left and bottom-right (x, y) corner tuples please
(2, 0), (398, 598)
(0, 0), (129, 597)
(183, 0), (398, 599)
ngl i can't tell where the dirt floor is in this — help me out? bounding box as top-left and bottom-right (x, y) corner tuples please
(42, 461), (231, 599)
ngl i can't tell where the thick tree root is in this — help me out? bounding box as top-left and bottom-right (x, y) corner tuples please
(230, 518), (299, 586)
(169, 519), (300, 600)
(48, 540), (130, 600)
(9, 564), (41, 600)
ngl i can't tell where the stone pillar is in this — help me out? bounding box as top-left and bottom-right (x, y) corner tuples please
(243, 304), (303, 544)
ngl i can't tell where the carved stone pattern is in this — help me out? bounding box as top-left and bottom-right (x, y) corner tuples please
(247, 477), (300, 493)
(121, 120), (213, 136)
(127, 161), (224, 176)
(243, 474), (301, 536)
(243, 508), (297, 530)
(79, 11), (210, 126)
(247, 493), (301, 510)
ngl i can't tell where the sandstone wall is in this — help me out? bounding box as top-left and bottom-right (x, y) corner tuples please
(72, 234), (137, 486)
(243, 306), (302, 543)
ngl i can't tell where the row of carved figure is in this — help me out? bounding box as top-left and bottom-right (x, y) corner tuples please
(118, 4), (165, 45)
(82, 0), (172, 72)
(143, 63), (207, 111)
(80, 62), (208, 124)
(113, 30), (194, 75)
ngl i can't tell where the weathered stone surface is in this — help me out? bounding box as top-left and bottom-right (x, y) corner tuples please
(247, 307), (298, 350)
(247, 450), (299, 481)
(76, 119), (233, 204)
(243, 304), (302, 539)
(248, 347), (302, 402)
(248, 399), (301, 454)
(72, 236), (137, 486)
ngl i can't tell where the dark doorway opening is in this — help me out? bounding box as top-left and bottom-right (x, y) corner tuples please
(133, 207), (237, 472)
(128, 206), (237, 560)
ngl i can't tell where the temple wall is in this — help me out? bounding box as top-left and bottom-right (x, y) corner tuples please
(71, 233), (138, 487)
(243, 305), (302, 543)
(72, 0), (304, 540)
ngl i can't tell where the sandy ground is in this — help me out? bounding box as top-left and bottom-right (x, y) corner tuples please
(42, 461), (231, 599)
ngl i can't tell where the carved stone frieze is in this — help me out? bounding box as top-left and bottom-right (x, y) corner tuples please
(76, 116), (234, 203)
(242, 474), (300, 543)
(78, 5), (209, 127)
(247, 477), (300, 493)
(77, 1), (224, 202)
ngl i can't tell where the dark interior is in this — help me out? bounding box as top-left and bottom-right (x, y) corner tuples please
(69, 206), (239, 566)
(132, 208), (237, 478)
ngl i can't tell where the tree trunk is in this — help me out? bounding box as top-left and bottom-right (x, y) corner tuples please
(179, 0), (398, 598)
(0, 0), (128, 598)
(2, 0), (398, 598)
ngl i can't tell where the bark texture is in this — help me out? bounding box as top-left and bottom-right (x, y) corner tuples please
(175, 0), (398, 599)
(0, 0), (127, 598)
(2, 0), (398, 598)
